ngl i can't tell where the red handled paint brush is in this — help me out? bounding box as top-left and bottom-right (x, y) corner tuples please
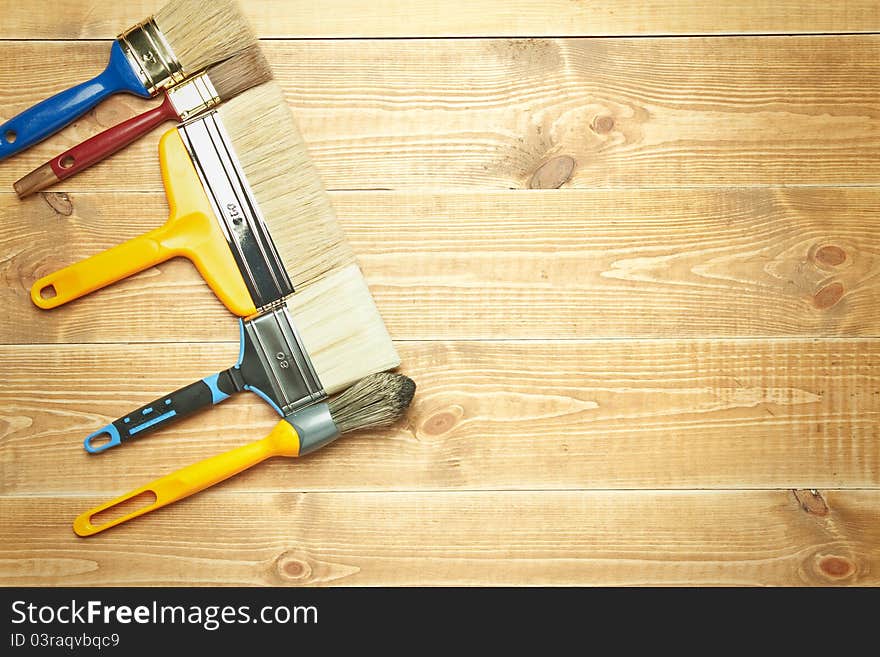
(0, 0), (256, 161)
(14, 46), (272, 198)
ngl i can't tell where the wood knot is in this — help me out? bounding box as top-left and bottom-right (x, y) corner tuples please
(275, 550), (312, 581)
(591, 115), (615, 134)
(40, 192), (73, 216)
(793, 489), (828, 516)
(812, 282), (844, 309)
(422, 412), (456, 436)
(817, 555), (855, 580)
(529, 155), (576, 189)
(420, 405), (464, 437)
(814, 245), (846, 268)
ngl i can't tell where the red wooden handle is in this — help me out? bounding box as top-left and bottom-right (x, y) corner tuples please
(49, 94), (179, 181)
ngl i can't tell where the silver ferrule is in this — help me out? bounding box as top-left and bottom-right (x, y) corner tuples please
(177, 111), (294, 309)
(117, 17), (185, 94)
(244, 304), (325, 416)
(288, 402), (339, 456)
(166, 72), (220, 121)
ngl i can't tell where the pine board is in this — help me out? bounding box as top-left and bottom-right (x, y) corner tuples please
(2, 188), (879, 343)
(1, 37), (879, 192)
(1, 0), (879, 38)
(0, 4), (878, 587)
(1, 491), (878, 586)
(1, 340), (877, 495)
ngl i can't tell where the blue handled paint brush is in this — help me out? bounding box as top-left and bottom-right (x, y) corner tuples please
(0, 0), (256, 161)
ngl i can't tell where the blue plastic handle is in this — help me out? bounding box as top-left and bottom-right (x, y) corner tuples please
(0, 41), (150, 161)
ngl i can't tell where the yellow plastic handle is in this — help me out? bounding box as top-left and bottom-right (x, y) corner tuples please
(31, 225), (172, 308)
(73, 420), (300, 537)
(31, 129), (258, 317)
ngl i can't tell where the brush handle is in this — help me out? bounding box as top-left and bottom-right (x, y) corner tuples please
(84, 371), (239, 454)
(30, 224), (175, 309)
(0, 42), (151, 161)
(73, 420), (301, 537)
(28, 129), (260, 317)
(15, 95), (179, 197)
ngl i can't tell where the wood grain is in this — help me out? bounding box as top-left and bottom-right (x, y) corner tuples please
(2, 5), (879, 588)
(2, 188), (878, 343)
(2, 340), (877, 495)
(1, 490), (878, 585)
(1, 0), (878, 38)
(2, 37), (879, 191)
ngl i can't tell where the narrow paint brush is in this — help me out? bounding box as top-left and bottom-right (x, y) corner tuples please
(73, 373), (417, 536)
(15, 46), (273, 198)
(31, 80), (353, 319)
(0, 0), (255, 161)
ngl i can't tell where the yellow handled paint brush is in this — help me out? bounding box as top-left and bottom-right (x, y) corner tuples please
(31, 80), (353, 318)
(74, 373), (416, 536)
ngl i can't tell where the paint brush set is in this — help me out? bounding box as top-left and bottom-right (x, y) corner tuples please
(3, 0), (413, 536)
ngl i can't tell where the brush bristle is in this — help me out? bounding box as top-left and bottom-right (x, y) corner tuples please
(155, 0), (256, 73)
(207, 45), (273, 101)
(218, 81), (354, 289)
(291, 264), (400, 394)
(328, 373), (416, 434)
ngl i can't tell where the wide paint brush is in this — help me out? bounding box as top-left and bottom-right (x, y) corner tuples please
(15, 46), (273, 198)
(73, 373), (416, 536)
(84, 268), (401, 454)
(31, 80), (352, 318)
(0, 0), (256, 161)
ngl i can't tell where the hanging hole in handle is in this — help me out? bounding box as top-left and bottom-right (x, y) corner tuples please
(4, 130), (16, 144)
(39, 284), (57, 300)
(84, 424), (121, 454)
(60, 155), (75, 169)
(89, 490), (157, 527)
(85, 430), (112, 452)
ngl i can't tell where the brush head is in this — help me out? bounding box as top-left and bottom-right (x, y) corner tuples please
(155, 0), (256, 74)
(291, 263), (400, 395)
(207, 45), (273, 101)
(328, 373), (416, 434)
(217, 81), (354, 289)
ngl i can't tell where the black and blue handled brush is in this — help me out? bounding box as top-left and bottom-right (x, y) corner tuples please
(83, 279), (400, 455)
(84, 305), (323, 454)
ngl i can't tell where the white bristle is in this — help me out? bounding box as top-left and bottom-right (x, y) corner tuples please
(155, 0), (256, 73)
(217, 81), (355, 289)
(289, 264), (400, 394)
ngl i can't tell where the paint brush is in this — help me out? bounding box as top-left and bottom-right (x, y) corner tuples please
(83, 268), (401, 454)
(0, 0), (255, 161)
(14, 46), (273, 198)
(31, 80), (353, 319)
(73, 373), (416, 536)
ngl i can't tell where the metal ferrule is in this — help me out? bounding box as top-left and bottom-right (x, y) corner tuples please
(166, 73), (220, 121)
(117, 17), (185, 95)
(177, 111), (294, 310)
(287, 402), (339, 456)
(242, 303), (325, 416)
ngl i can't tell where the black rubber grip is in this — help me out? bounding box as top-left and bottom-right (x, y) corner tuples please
(112, 370), (237, 442)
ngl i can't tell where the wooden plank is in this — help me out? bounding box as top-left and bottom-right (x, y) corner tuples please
(2, 188), (879, 343)
(1, 490), (878, 585)
(2, 37), (879, 191)
(2, 340), (878, 494)
(1, 0), (879, 39)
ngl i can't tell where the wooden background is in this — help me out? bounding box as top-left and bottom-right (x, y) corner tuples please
(1, 1), (879, 586)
